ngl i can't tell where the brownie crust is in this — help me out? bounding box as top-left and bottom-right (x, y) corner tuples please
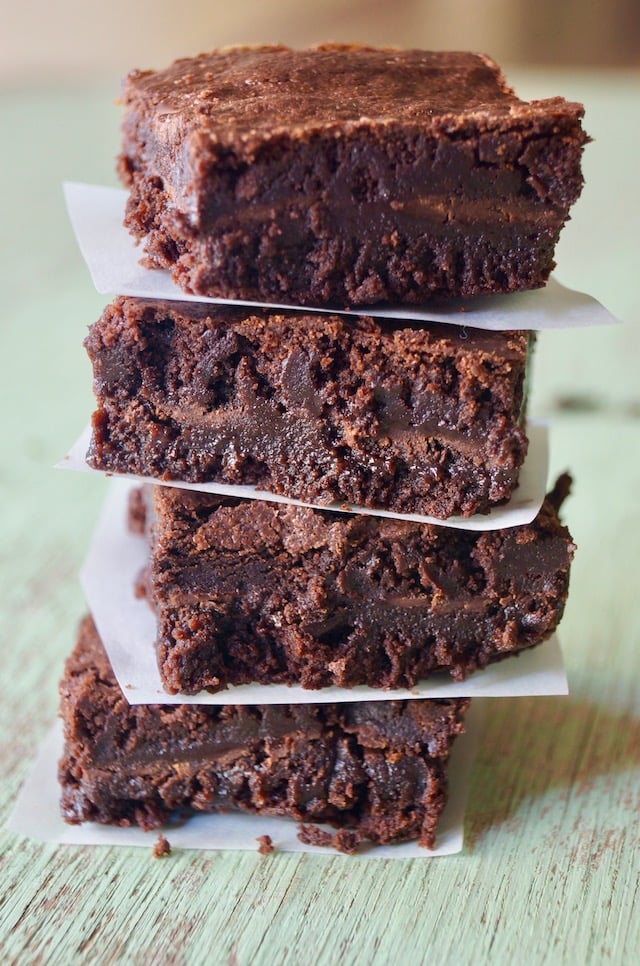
(59, 616), (469, 850)
(118, 45), (587, 306)
(85, 297), (532, 519)
(134, 476), (575, 695)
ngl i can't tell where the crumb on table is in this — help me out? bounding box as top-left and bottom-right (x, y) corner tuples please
(153, 834), (172, 858)
(256, 835), (274, 855)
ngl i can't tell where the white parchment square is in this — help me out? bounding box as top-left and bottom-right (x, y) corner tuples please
(80, 479), (568, 706)
(64, 182), (620, 330)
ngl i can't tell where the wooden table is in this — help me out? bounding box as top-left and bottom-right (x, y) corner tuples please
(1, 70), (639, 964)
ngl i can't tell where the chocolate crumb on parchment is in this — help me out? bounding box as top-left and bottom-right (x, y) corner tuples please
(298, 825), (361, 854)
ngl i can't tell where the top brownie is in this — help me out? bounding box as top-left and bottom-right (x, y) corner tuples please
(118, 45), (587, 306)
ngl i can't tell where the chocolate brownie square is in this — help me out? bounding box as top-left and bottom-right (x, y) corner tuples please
(118, 45), (587, 305)
(85, 297), (533, 519)
(133, 475), (575, 694)
(59, 615), (469, 850)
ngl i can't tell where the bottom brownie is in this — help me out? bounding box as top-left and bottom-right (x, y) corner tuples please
(59, 616), (469, 851)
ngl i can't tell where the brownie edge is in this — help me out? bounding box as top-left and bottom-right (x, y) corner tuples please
(59, 616), (469, 851)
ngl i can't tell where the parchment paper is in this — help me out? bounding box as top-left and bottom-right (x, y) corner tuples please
(64, 182), (620, 331)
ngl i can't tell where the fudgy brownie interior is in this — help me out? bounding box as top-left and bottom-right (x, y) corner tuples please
(118, 45), (587, 304)
(86, 297), (533, 519)
(59, 616), (469, 851)
(132, 475), (575, 694)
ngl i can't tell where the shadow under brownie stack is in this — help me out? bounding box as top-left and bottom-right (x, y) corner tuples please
(59, 46), (585, 853)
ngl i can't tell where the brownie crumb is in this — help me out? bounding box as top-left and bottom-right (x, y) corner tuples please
(547, 471), (572, 513)
(256, 834), (274, 855)
(297, 825), (361, 854)
(127, 486), (147, 534)
(153, 834), (172, 858)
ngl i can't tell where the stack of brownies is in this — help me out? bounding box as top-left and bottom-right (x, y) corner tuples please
(58, 46), (586, 852)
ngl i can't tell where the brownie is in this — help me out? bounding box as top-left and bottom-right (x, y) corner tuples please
(118, 45), (587, 306)
(85, 297), (533, 519)
(59, 616), (469, 851)
(133, 475), (575, 694)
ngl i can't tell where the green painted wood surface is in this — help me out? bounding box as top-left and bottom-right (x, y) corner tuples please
(1, 71), (639, 965)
